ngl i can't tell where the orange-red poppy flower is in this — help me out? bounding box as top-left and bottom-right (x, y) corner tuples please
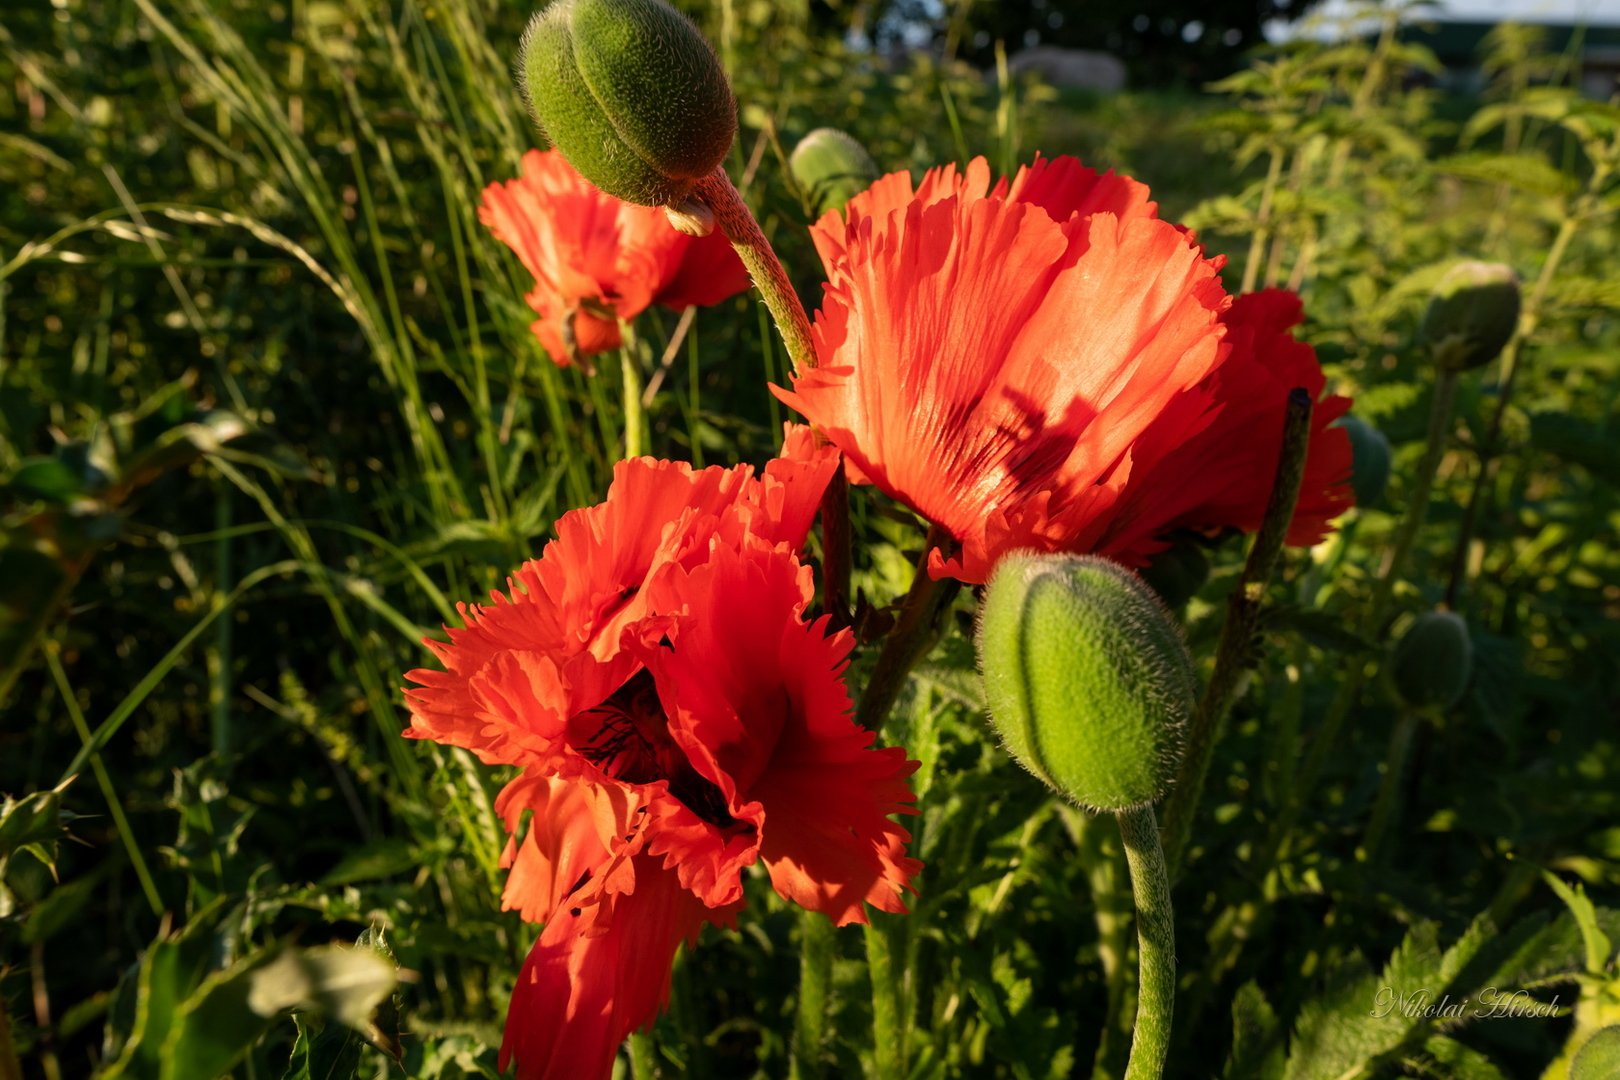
(480, 148), (750, 366)
(403, 428), (919, 1080)
(775, 155), (1353, 583)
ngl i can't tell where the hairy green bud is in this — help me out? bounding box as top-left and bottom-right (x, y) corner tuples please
(1336, 415), (1392, 508)
(976, 554), (1195, 813)
(1420, 261), (1521, 372)
(1388, 610), (1472, 711)
(1571, 1027), (1620, 1080)
(789, 128), (880, 218)
(519, 0), (736, 205)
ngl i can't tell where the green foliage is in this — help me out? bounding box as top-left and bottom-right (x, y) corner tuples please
(0, 1), (1616, 1078)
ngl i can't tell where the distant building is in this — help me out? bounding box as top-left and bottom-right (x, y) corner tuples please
(1271, 2), (1620, 97)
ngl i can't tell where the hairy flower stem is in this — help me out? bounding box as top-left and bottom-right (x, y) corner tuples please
(688, 169), (852, 623)
(864, 917), (904, 1077)
(1118, 805), (1176, 1080)
(694, 168), (816, 377)
(620, 346), (646, 459)
(820, 465), (853, 627)
(1359, 707), (1421, 863)
(792, 911), (835, 1080)
(1160, 389), (1313, 878)
(1185, 367), (1464, 1034)
(628, 1031), (657, 1079)
(856, 527), (961, 734)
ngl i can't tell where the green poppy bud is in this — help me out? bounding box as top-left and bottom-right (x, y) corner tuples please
(1572, 1027), (1620, 1080)
(1336, 415), (1391, 508)
(1388, 610), (1472, 711)
(518, 0), (737, 206)
(1419, 261), (1521, 372)
(1138, 534), (1210, 611)
(789, 128), (880, 218)
(976, 554), (1195, 813)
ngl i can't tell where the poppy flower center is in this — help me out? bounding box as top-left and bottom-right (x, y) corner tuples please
(570, 669), (736, 828)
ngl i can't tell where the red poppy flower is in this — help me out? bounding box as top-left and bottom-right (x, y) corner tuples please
(480, 148), (750, 366)
(774, 155), (1353, 584)
(403, 428), (920, 1080)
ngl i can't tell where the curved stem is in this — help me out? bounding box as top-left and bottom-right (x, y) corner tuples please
(1161, 389), (1313, 878)
(1185, 366), (1465, 1032)
(694, 168), (817, 376)
(1117, 805), (1176, 1080)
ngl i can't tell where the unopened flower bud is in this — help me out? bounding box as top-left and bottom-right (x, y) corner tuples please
(1420, 261), (1521, 372)
(789, 128), (880, 219)
(976, 554), (1195, 812)
(1571, 1027), (1620, 1080)
(1336, 415), (1391, 508)
(1388, 610), (1472, 711)
(518, 0), (736, 206)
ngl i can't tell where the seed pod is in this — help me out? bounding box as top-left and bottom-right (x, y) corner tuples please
(1138, 535), (1210, 611)
(1388, 610), (1472, 711)
(518, 0), (736, 206)
(976, 553), (1195, 812)
(1419, 261), (1521, 372)
(789, 128), (880, 219)
(1336, 415), (1392, 508)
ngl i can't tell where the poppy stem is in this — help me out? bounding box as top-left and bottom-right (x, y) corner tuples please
(628, 1030), (657, 1080)
(1182, 368), (1464, 1035)
(620, 345), (646, 460)
(693, 168), (818, 377)
(819, 464), (853, 628)
(1358, 706), (1422, 864)
(792, 910), (835, 1079)
(1159, 388), (1314, 879)
(855, 527), (961, 734)
(1117, 804), (1175, 1080)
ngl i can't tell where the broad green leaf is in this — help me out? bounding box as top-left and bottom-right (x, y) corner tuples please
(1228, 981), (1286, 1080)
(162, 945), (397, 1080)
(1436, 152), (1578, 199)
(4, 458), (87, 503)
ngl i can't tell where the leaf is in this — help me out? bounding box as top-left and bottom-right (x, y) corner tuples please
(162, 945), (397, 1080)
(1283, 917), (1496, 1080)
(912, 662), (985, 712)
(4, 458), (87, 503)
(318, 838), (418, 887)
(1542, 874), (1615, 976)
(1347, 382), (1423, 424)
(281, 1014), (365, 1080)
(1541, 277), (1620, 317)
(1228, 981), (1286, 1080)
(1436, 152), (1579, 199)
(0, 782), (71, 861)
(1413, 1036), (1511, 1079)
